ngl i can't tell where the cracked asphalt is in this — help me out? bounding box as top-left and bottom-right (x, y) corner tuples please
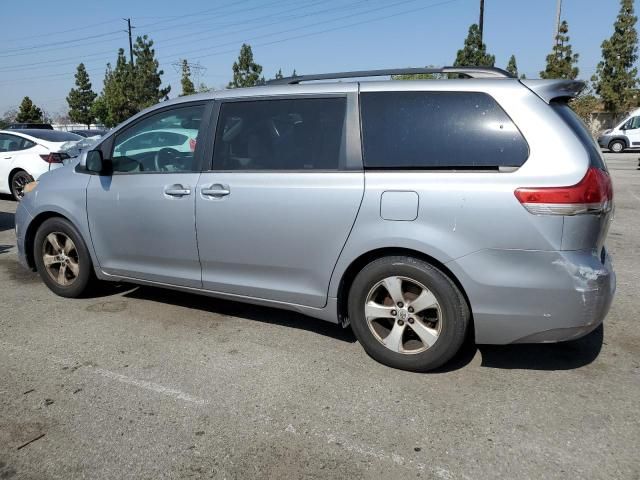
(0, 152), (639, 479)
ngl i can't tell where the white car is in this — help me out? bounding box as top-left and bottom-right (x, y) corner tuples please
(113, 128), (198, 157)
(0, 129), (83, 200)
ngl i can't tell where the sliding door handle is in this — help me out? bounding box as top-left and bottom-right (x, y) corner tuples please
(201, 184), (230, 197)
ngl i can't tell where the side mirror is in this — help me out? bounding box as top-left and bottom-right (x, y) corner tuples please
(86, 150), (106, 174)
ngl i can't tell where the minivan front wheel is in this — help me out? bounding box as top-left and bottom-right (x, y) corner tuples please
(348, 256), (469, 372)
(34, 217), (94, 298)
(609, 140), (625, 153)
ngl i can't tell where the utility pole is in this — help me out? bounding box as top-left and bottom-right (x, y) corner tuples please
(479, 0), (485, 43)
(553, 0), (562, 46)
(123, 18), (134, 65)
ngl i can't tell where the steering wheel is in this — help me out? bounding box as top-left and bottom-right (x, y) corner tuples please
(153, 147), (180, 172)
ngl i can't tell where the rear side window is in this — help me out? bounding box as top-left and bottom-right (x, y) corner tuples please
(213, 97), (346, 171)
(551, 103), (607, 171)
(360, 91), (529, 169)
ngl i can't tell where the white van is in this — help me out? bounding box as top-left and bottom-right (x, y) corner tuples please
(597, 107), (640, 152)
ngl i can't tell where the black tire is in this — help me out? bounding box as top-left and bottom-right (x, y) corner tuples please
(348, 256), (469, 372)
(608, 140), (625, 153)
(10, 170), (34, 201)
(33, 217), (94, 298)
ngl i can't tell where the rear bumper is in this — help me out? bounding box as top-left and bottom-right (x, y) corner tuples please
(446, 248), (616, 344)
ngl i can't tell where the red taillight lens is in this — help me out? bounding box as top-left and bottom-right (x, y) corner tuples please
(40, 153), (69, 164)
(514, 167), (613, 215)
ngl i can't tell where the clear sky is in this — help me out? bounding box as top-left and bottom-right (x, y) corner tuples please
(0, 0), (633, 116)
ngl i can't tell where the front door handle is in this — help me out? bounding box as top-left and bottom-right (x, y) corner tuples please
(164, 184), (191, 197)
(201, 184), (230, 197)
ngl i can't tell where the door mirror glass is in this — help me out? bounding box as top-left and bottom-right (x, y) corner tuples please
(86, 150), (104, 174)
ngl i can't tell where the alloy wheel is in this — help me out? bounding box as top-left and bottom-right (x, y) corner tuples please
(42, 232), (80, 286)
(12, 172), (32, 200)
(364, 276), (442, 354)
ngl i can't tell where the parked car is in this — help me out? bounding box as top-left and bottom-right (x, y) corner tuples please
(0, 129), (82, 200)
(14, 67), (616, 372)
(6, 123), (54, 130)
(69, 129), (108, 138)
(597, 107), (640, 153)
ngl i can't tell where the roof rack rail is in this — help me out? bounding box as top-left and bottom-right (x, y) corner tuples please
(266, 66), (514, 85)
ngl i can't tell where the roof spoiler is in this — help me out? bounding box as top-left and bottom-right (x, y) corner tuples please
(520, 79), (586, 103)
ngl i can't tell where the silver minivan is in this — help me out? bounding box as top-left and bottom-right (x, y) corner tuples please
(14, 67), (616, 371)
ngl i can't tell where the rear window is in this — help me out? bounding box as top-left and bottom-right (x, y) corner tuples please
(551, 103), (607, 171)
(21, 130), (82, 142)
(360, 91), (529, 169)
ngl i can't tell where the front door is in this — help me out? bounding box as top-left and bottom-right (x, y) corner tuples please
(87, 103), (208, 288)
(195, 93), (364, 308)
(623, 116), (640, 147)
(0, 133), (35, 193)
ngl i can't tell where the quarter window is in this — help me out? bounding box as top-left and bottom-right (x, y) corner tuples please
(212, 97), (347, 171)
(360, 91), (529, 169)
(111, 105), (204, 173)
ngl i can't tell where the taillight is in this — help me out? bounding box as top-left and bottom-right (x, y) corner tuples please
(514, 167), (613, 215)
(40, 153), (70, 164)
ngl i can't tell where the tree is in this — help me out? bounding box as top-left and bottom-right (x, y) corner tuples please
(94, 37), (170, 127)
(275, 68), (284, 80)
(180, 59), (196, 96)
(540, 20), (579, 79)
(593, 0), (639, 116)
(15, 96), (44, 123)
(228, 43), (263, 88)
(133, 35), (171, 108)
(66, 63), (97, 128)
(0, 107), (17, 129)
(454, 24), (495, 67)
(570, 93), (600, 133)
(197, 83), (212, 93)
(94, 50), (137, 127)
(506, 55), (518, 77)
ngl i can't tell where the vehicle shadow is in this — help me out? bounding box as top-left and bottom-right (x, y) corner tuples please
(477, 325), (604, 370)
(122, 285), (357, 343)
(426, 324), (604, 373)
(0, 211), (15, 232)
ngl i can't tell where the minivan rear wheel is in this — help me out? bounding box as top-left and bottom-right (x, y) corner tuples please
(34, 217), (94, 298)
(609, 140), (625, 153)
(348, 256), (469, 372)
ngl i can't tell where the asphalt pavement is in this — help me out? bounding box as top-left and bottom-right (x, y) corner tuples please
(0, 152), (638, 479)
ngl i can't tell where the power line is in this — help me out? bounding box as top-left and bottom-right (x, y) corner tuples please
(0, 0), (363, 73)
(0, 29), (124, 56)
(0, 0), (294, 60)
(162, 0), (446, 63)
(2, 18), (122, 44)
(0, 0), (461, 88)
(180, 0), (462, 62)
